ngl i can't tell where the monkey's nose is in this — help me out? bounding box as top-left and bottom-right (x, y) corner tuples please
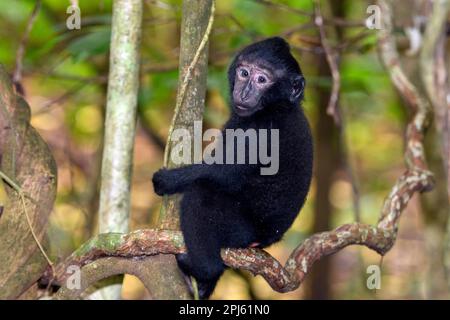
(241, 82), (252, 101)
(240, 90), (249, 101)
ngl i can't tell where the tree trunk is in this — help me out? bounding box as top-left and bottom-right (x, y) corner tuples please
(0, 65), (57, 299)
(305, 0), (344, 300)
(152, 0), (214, 299)
(96, 0), (143, 299)
(305, 59), (341, 300)
(158, 0), (213, 230)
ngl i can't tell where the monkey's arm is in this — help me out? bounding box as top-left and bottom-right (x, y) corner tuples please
(152, 163), (254, 196)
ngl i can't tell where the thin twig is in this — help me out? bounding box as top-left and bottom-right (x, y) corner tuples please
(30, 62), (177, 86)
(336, 30), (373, 52)
(33, 82), (88, 115)
(314, 0), (341, 125)
(12, 0), (41, 96)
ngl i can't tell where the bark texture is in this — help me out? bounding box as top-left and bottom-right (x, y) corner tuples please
(97, 0), (143, 299)
(0, 65), (57, 299)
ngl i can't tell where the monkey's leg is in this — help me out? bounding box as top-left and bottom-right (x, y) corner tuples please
(176, 240), (223, 299)
(176, 188), (226, 299)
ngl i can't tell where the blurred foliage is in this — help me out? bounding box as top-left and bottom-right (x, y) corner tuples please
(0, 0), (434, 300)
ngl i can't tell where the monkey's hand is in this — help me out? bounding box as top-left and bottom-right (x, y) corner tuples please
(152, 168), (173, 196)
(152, 168), (187, 196)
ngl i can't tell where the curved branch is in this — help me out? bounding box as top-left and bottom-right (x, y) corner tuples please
(54, 256), (190, 300)
(48, 167), (430, 295)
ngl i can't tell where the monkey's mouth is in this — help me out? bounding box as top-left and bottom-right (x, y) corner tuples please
(236, 104), (256, 112)
(235, 104), (258, 117)
(235, 105), (253, 115)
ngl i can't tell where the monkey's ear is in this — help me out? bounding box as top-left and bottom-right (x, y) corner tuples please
(290, 75), (305, 103)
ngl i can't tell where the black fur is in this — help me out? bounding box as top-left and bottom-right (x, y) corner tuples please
(152, 37), (313, 299)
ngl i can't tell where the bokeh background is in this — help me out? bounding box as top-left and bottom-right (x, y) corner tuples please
(1, 0), (448, 299)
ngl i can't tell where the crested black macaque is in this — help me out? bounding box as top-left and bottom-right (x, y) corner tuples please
(152, 37), (313, 299)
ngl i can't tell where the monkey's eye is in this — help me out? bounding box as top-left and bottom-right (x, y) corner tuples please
(240, 69), (249, 77)
(257, 76), (267, 84)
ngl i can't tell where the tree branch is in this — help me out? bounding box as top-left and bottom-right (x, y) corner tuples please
(12, 0), (41, 96)
(48, 157), (433, 294)
(417, 0), (450, 294)
(313, 0), (341, 125)
(158, 0), (215, 230)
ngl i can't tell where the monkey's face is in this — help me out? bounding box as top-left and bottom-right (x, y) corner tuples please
(232, 62), (275, 117)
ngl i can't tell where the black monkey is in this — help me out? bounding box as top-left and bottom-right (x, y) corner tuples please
(152, 37), (313, 299)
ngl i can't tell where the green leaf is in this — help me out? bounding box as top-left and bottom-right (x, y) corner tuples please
(67, 26), (111, 62)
